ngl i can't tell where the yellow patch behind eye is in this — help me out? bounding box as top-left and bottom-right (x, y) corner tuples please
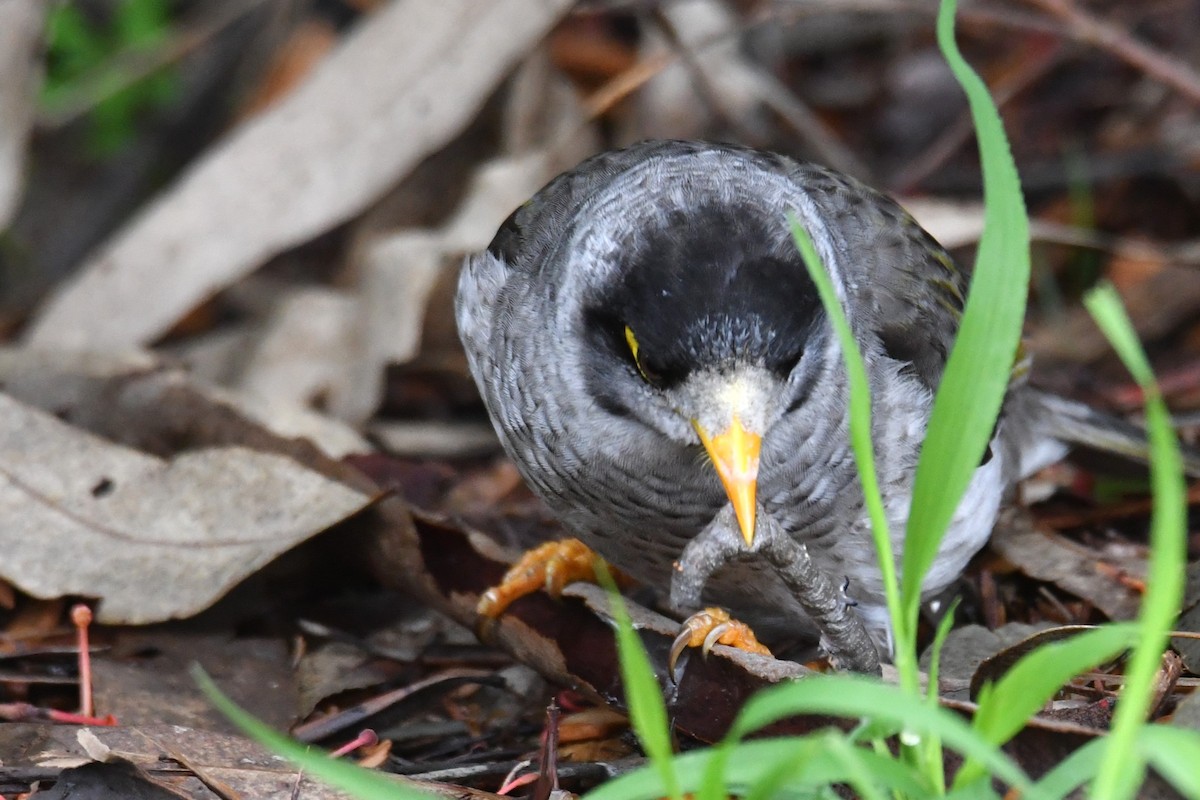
(624, 325), (640, 361)
(624, 325), (656, 383)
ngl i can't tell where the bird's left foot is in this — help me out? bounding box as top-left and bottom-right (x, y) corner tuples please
(672, 505), (882, 675)
(668, 607), (772, 677)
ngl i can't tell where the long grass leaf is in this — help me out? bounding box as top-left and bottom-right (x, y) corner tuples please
(587, 735), (931, 800)
(790, 217), (911, 679)
(1084, 286), (1187, 800)
(193, 665), (432, 800)
(1139, 725), (1200, 798)
(595, 565), (683, 800)
(726, 675), (1034, 795)
(903, 0), (1031, 628)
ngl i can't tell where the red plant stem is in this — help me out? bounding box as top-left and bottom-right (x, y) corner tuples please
(0, 702), (116, 726)
(47, 709), (118, 726)
(71, 604), (93, 718)
(497, 772), (539, 796)
(329, 729), (378, 758)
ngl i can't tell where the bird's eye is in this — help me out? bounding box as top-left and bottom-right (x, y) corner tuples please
(623, 325), (669, 387)
(773, 344), (806, 377)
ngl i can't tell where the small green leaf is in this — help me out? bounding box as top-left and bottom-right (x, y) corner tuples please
(956, 623), (1136, 787)
(1139, 725), (1200, 798)
(1029, 736), (1107, 798)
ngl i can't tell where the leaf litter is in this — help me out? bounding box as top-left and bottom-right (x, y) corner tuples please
(1, 1), (1199, 797)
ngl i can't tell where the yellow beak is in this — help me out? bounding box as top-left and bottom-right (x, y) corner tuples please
(694, 416), (762, 545)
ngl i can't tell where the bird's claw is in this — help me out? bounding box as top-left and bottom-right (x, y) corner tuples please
(668, 607), (772, 682)
(476, 538), (605, 619)
(839, 576), (859, 609)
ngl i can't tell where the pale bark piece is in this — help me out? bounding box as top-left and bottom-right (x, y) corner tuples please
(627, 0), (868, 178)
(233, 286), (360, 419)
(24, 0), (574, 349)
(632, 0), (767, 142)
(0, 392), (371, 624)
(370, 420), (498, 458)
(901, 197), (986, 250)
(0, 0), (44, 228)
(336, 148), (586, 422)
(0, 347), (370, 459)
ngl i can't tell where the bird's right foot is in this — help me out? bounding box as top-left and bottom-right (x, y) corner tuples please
(477, 538), (619, 618)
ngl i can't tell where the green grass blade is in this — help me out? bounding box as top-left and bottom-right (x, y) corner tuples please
(922, 599), (961, 792)
(586, 735), (931, 800)
(790, 217), (912, 688)
(724, 674), (1034, 795)
(595, 565), (683, 800)
(825, 735), (892, 800)
(1029, 736), (1107, 799)
(193, 664), (433, 800)
(902, 0), (1032, 627)
(1139, 725), (1200, 798)
(954, 623), (1137, 787)
(1084, 285), (1188, 800)
(1033, 726), (1200, 800)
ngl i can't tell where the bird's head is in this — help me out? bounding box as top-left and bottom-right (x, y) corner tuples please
(577, 203), (833, 545)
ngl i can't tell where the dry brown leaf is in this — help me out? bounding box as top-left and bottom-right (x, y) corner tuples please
(0, 391), (371, 624)
(1174, 689), (1200, 731)
(990, 511), (1143, 621)
(1169, 562), (1200, 672)
(920, 622), (1051, 700)
(1027, 264), (1200, 364)
(0, 0), (43, 228)
(94, 629), (296, 730)
(25, 0), (575, 350)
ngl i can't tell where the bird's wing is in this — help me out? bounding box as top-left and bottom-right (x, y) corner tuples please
(458, 142), (690, 387)
(482, 140), (722, 273)
(1014, 388), (1200, 478)
(459, 143), (684, 392)
(778, 159), (972, 394)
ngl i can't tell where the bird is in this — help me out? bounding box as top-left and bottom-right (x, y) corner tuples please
(455, 139), (1198, 669)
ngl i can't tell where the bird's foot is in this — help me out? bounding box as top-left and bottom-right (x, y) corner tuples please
(668, 607), (772, 677)
(477, 538), (628, 618)
(671, 505), (882, 675)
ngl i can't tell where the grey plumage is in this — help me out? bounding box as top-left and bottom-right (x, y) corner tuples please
(456, 140), (1193, 653)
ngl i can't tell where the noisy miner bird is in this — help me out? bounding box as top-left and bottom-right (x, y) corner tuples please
(456, 140), (1199, 672)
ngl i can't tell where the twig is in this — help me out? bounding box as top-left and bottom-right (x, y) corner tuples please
(1024, 0), (1200, 105)
(892, 35), (1063, 191)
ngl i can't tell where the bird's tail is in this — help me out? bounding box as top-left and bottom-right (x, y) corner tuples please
(1020, 388), (1200, 479)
